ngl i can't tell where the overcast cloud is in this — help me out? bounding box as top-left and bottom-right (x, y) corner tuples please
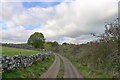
(0, 0), (119, 44)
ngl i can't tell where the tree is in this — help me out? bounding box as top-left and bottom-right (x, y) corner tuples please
(27, 32), (45, 49)
(44, 41), (59, 52)
(62, 42), (69, 45)
(91, 19), (120, 43)
(44, 42), (52, 50)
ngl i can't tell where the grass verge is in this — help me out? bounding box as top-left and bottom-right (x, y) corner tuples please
(59, 53), (112, 78)
(57, 56), (64, 78)
(2, 55), (54, 78)
(1, 46), (43, 56)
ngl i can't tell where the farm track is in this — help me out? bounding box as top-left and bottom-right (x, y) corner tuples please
(40, 53), (82, 78)
(40, 54), (60, 78)
(57, 54), (82, 78)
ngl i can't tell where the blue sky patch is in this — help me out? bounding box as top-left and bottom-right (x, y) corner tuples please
(25, 27), (37, 30)
(22, 2), (61, 8)
(0, 21), (7, 30)
(25, 24), (42, 30)
(1, 27), (7, 30)
(14, 24), (42, 30)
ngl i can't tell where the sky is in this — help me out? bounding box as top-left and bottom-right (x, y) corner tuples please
(0, 0), (119, 44)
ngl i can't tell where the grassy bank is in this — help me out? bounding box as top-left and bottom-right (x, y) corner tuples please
(57, 56), (64, 78)
(1, 46), (43, 56)
(2, 56), (54, 78)
(59, 53), (112, 78)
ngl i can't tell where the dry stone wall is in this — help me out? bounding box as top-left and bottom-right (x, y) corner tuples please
(1, 52), (53, 72)
(1, 43), (47, 52)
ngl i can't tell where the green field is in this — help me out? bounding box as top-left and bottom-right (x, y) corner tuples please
(1, 46), (43, 56)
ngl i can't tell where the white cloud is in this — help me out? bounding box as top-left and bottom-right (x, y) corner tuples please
(58, 35), (97, 44)
(1, 0), (119, 43)
(1, 26), (33, 43)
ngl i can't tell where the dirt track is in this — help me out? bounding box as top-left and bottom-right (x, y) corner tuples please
(40, 54), (60, 78)
(57, 54), (82, 78)
(40, 53), (82, 78)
